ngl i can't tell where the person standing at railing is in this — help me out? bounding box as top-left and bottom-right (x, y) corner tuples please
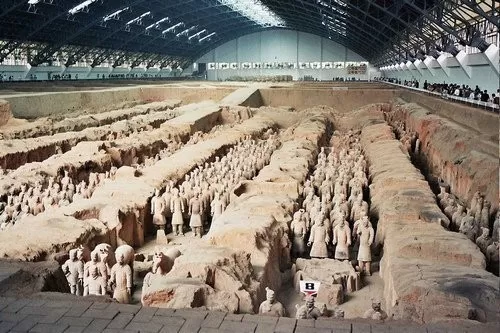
(423, 80), (428, 90)
(494, 90), (500, 105)
(480, 90), (490, 102)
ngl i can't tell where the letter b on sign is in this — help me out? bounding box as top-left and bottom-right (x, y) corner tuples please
(299, 280), (320, 296)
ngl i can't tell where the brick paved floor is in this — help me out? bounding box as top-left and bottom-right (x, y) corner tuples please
(0, 296), (498, 333)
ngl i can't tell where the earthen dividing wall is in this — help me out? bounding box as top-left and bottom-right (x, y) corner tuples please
(1, 86), (235, 119)
(392, 101), (498, 207)
(398, 90), (499, 138)
(360, 122), (499, 324)
(258, 88), (398, 112)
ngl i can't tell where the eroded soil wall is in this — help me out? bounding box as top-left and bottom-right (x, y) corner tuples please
(2, 86), (235, 119)
(361, 122), (499, 324)
(392, 101), (498, 207)
(259, 88), (397, 111)
(398, 90), (498, 138)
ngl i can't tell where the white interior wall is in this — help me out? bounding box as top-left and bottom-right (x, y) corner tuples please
(196, 29), (372, 81)
(0, 64), (178, 81)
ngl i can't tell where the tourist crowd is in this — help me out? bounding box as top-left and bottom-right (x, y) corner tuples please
(376, 77), (499, 105)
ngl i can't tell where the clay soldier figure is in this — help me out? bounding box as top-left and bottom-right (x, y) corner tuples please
(110, 166), (118, 180)
(290, 210), (308, 258)
(470, 191), (481, 216)
(459, 211), (479, 242)
(42, 191), (55, 211)
(67, 182), (75, 202)
(451, 204), (465, 231)
(108, 252), (132, 304)
(33, 196), (44, 215)
(259, 287), (286, 317)
(59, 192), (70, 207)
(84, 251), (106, 296)
(189, 192), (204, 238)
(47, 177), (55, 191)
(353, 215), (372, 240)
(350, 196), (368, 223)
(476, 227), (492, 254)
(211, 192), (226, 225)
(480, 201), (491, 228)
(151, 189), (167, 230)
(333, 219), (351, 261)
(295, 295), (323, 319)
(307, 218), (330, 259)
(170, 189), (185, 236)
(151, 249), (169, 275)
(62, 249), (84, 296)
(486, 242), (499, 274)
(318, 147), (327, 161)
(61, 170), (71, 188)
(357, 217), (375, 275)
(363, 300), (388, 321)
(162, 185), (172, 226)
(474, 196), (484, 224)
(493, 211), (500, 242)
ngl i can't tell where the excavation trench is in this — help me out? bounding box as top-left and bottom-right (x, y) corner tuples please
(0, 113), (276, 262)
(359, 115), (499, 324)
(138, 107), (334, 314)
(0, 100), (186, 170)
(0, 100), (182, 140)
(383, 102), (499, 275)
(0, 102), (235, 206)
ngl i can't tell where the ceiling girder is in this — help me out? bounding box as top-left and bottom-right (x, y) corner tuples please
(0, 0), (496, 68)
(461, 0), (499, 27)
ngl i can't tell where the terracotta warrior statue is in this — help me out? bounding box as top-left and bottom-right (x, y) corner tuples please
(476, 227), (492, 254)
(62, 249), (84, 296)
(363, 299), (388, 320)
(480, 201), (491, 229)
(170, 189), (185, 236)
(210, 192), (226, 224)
(295, 295), (323, 319)
(151, 188), (166, 230)
(108, 250), (133, 304)
(307, 217), (330, 259)
(188, 192), (204, 238)
(333, 219), (351, 261)
(357, 217), (375, 275)
(84, 251), (106, 296)
(290, 210), (308, 258)
(259, 287), (286, 317)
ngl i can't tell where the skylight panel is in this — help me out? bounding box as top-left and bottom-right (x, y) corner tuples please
(218, 0), (285, 27)
(126, 11), (151, 25)
(188, 29), (207, 40)
(146, 17), (170, 30)
(162, 22), (184, 34)
(176, 25), (198, 38)
(103, 7), (129, 21)
(199, 32), (216, 42)
(68, 0), (97, 15)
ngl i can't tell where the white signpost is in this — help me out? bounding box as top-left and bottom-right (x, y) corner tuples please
(299, 280), (321, 297)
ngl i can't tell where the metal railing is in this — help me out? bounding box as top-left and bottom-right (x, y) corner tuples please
(378, 81), (499, 113)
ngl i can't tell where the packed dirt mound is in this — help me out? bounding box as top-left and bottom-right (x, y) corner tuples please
(0, 260), (69, 296)
(142, 247), (257, 313)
